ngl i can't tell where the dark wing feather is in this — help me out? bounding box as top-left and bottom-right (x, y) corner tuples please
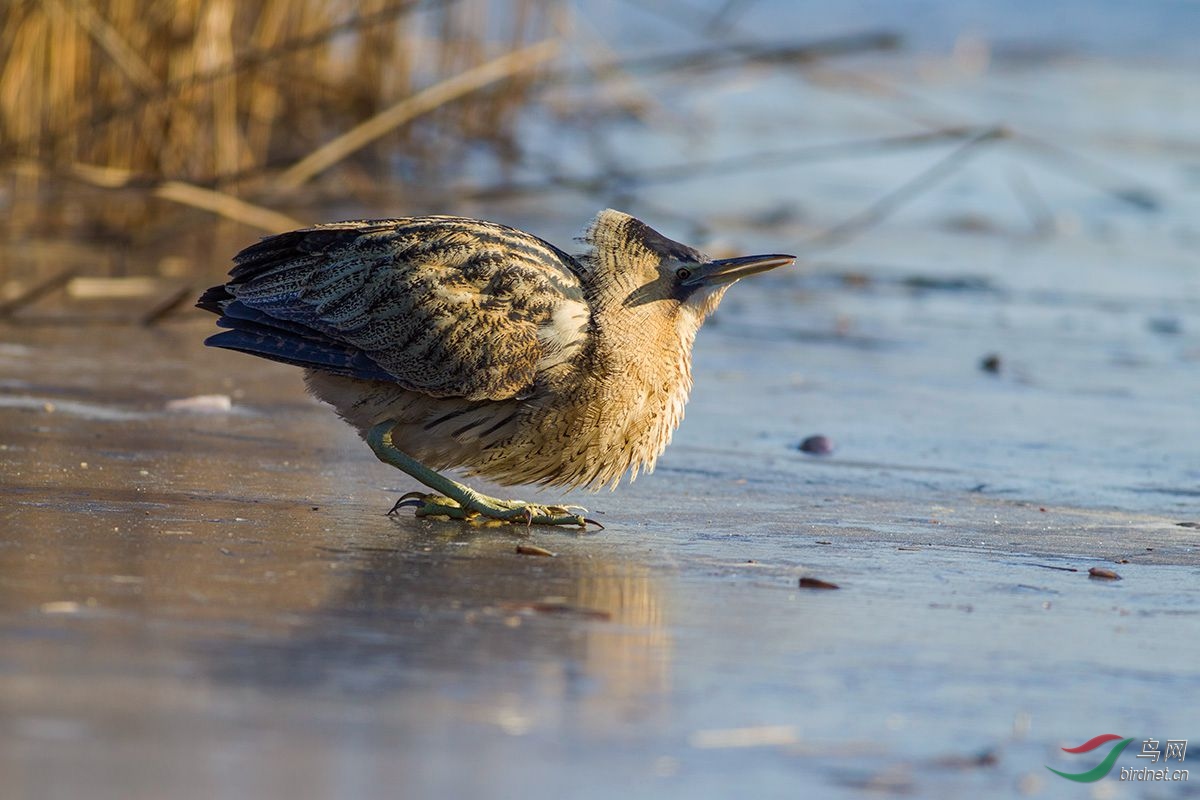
(198, 216), (588, 400)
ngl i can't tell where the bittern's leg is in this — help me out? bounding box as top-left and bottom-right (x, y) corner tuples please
(366, 422), (589, 528)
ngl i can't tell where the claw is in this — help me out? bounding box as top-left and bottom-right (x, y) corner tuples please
(387, 490), (429, 515)
(391, 498), (425, 513)
(582, 518), (605, 531)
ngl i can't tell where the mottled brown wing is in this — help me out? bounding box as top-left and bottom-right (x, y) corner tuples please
(201, 216), (588, 401)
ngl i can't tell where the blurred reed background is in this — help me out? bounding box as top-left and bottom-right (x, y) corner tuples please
(2, 0), (1175, 323)
(1, 0), (893, 312)
(0, 0), (558, 243)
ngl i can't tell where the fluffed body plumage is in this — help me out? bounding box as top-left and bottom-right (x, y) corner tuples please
(199, 210), (792, 491)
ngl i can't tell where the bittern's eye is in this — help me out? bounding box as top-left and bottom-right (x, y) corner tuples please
(675, 267), (692, 281)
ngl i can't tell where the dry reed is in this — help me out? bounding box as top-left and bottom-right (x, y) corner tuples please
(0, 0), (557, 239)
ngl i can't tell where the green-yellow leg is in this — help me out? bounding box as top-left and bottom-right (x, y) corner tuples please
(366, 422), (592, 529)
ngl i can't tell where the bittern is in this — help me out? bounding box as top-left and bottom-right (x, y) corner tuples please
(198, 210), (794, 528)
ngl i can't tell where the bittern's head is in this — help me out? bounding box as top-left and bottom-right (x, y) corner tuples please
(578, 210), (794, 327)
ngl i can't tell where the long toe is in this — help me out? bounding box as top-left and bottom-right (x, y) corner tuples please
(397, 495), (587, 529)
(511, 504), (589, 528)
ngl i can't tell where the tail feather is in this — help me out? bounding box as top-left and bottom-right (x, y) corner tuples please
(217, 299), (330, 341)
(196, 284), (233, 314)
(204, 329), (394, 381)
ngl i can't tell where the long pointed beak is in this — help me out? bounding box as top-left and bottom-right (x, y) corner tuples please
(682, 253), (796, 287)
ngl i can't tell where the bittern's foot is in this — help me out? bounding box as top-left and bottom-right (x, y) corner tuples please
(388, 491), (596, 529)
(367, 422), (601, 530)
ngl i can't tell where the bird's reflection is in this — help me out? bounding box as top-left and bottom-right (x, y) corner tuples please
(195, 519), (673, 736)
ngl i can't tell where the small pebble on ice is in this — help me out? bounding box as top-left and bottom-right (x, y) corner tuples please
(798, 435), (833, 455)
